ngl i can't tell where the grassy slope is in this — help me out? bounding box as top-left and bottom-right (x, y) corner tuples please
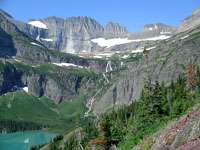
(0, 91), (88, 133)
(0, 92), (62, 125)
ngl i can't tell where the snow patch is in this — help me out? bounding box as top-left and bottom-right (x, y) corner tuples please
(131, 49), (144, 53)
(146, 46), (157, 50)
(149, 27), (153, 31)
(41, 38), (53, 42)
(28, 21), (48, 29)
(180, 35), (189, 40)
(131, 35), (171, 42)
(53, 63), (83, 68)
(122, 55), (129, 59)
(160, 31), (172, 34)
(92, 35), (170, 48)
(93, 56), (103, 59)
(23, 87), (28, 93)
(91, 38), (134, 48)
(36, 35), (40, 41)
(30, 42), (43, 48)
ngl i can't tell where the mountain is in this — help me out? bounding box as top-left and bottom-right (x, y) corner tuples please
(179, 7), (200, 32)
(1, 6), (200, 150)
(0, 9), (177, 54)
(93, 10), (200, 114)
(132, 23), (177, 39)
(104, 22), (129, 38)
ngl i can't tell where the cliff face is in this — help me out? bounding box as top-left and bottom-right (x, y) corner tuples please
(130, 23), (177, 40)
(15, 17), (132, 53)
(0, 61), (105, 103)
(104, 22), (129, 38)
(40, 16), (104, 53)
(179, 7), (200, 32)
(0, 12), (123, 73)
(12, 16), (105, 53)
(0, 8), (177, 54)
(94, 24), (200, 114)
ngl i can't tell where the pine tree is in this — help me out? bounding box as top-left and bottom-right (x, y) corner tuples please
(151, 81), (163, 115)
(187, 64), (197, 90)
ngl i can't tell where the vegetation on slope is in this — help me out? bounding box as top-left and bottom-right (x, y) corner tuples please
(89, 64), (200, 150)
(0, 91), (91, 134)
(45, 64), (200, 150)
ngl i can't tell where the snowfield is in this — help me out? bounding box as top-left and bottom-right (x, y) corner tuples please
(41, 38), (54, 42)
(28, 21), (48, 29)
(53, 63), (83, 68)
(146, 46), (157, 50)
(131, 49), (144, 53)
(160, 31), (172, 34)
(180, 35), (189, 40)
(91, 38), (134, 48)
(91, 35), (171, 48)
(30, 42), (43, 48)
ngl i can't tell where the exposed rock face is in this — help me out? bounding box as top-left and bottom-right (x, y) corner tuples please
(105, 23), (177, 52)
(0, 12), (122, 72)
(179, 7), (200, 32)
(0, 9), (177, 54)
(13, 16), (105, 53)
(0, 61), (104, 103)
(93, 24), (200, 114)
(104, 22), (129, 38)
(132, 107), (200, 150)
(130, 23), (177, 39)
(152, 107), (200, 150)
(41, 16), (105, 53)
(16, 17), (132, 53)
(26, 71), (98, 103)
(0, 63), (24, 94)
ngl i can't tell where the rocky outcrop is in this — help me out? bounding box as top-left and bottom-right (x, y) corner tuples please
(130, 23), (177, 39)
(26, 69), (102, 103)
(179, 7), (200, 32)
(0, 61), (105, 103)
(134, 106), (200, 150)
(0, 62), (25, 94)
(104, 22), (129, 38)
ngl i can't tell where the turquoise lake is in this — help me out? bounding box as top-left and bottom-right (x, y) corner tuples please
(0, 131), (56, 150)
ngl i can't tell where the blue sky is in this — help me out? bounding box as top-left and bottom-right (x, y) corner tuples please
(0, 0), (200, 32)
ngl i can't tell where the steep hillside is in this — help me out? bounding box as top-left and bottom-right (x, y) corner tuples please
(94, 22), (200, 115)
(0, 11), (122, 73)
(42, 68), (200, 150)
(134, 105), (200, 150)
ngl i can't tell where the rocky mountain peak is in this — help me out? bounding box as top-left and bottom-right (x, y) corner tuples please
(104, 22), (129, 37)
(142, 23), (177, 34)
(0, 9), (13, 20)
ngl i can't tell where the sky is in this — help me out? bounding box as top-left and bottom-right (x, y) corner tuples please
(0, 0), (200, 32)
